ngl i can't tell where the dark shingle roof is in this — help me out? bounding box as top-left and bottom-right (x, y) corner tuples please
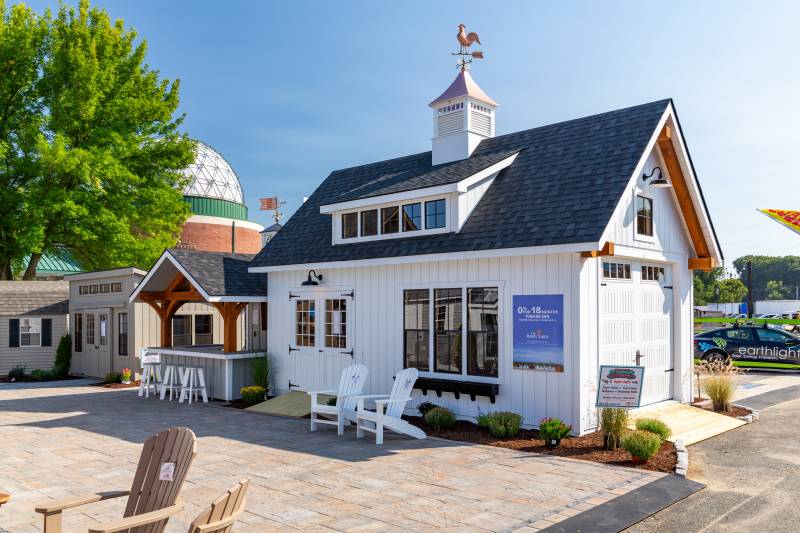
(0, 281), (69, 315)
(167, 249), (267, 297)
(251, 99), (672, 268)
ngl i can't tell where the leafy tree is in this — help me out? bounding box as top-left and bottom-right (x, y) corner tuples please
(733, 256), (800, 301)
(717, 278), (747, 303)
(766, 280), (787, 300)
(0, 0), (194, 279)
(693, 268), (725, 305)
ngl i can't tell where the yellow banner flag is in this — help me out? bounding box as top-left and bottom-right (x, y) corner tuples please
(758, 209), (800, 236)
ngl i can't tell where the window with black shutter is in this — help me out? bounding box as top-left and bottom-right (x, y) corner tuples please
(9, 319), (19, 348)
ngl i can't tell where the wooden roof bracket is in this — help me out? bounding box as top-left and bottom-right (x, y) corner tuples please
(688, 257), (716, 271)
(581, 242), (615, 258)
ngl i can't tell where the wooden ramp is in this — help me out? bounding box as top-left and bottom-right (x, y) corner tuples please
(246, 390), (333, 418)
(630, 401), (745, 446)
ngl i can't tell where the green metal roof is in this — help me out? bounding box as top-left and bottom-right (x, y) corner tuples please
(184, 195), (248, 221)
(22, 248), (83, 276)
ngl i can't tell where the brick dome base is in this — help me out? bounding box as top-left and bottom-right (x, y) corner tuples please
(180, 220), (262, 254)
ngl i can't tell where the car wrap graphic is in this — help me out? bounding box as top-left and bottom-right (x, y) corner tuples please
(695, 327), (800, 368)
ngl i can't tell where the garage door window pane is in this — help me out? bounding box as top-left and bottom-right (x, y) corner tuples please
(404, 289), (429, 371)
(468, 288), (498, 377)
(434, 288), (462, 374)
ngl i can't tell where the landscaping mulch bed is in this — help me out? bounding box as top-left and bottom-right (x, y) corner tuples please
(692, 401), (751, 419)
(224, 399), (261, 409)
(0, 375), (81, 383)
(406, 417), (676, 473)
(90, 380), (140, 389)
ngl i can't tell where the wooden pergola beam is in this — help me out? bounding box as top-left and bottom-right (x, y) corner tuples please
(581, 242), (615, 258)
(688, 257), (715, 271)
(212, 302), (247, 352)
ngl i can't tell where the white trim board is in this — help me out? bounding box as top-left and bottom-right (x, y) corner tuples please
(65, 267), (147, 281)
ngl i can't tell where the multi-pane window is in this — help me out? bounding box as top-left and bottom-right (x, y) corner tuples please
(402, 203), (422, 232)
(20, 318), (41, 347)
(360, 209), (378, 237)
(111, 282), (122, 293)
(404, 289), (430, 371)
(86, 314), (95, 346)
(603, 262), (632, 280)
(636, 195), (653, 236)
(194, 314), (213, 344)
(641, 265), (665, 282)
(342, 212), (358, 239)
(467, 288), (499, 377)
(100, 283), (110, 294)
(381, 206), (399, 234)
(324, 299), (347, 348)
(79, 286), (89, 295)
(74, 314), (82, 352)
(434, 288), (462, 374)
(172, 315), (192, 346)
(118, 313), (128, 356)
(295, 300), (316, 347)
(89, 284), (99, 294)
(425, 199), (446, 229)
(99, 313), (108, 345)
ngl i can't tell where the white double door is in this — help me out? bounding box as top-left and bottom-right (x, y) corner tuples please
(599, 262), (674, 406)
(289, 290), (354, 392)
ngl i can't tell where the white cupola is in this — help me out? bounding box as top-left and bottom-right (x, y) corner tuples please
(429, 69), (498, 165)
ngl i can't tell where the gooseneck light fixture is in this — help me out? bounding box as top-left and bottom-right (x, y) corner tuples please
(642, 166), (671, 188)
(301, 270), (323, 286)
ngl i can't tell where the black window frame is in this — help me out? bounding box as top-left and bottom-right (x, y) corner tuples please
(118, 313), (128, 356)
(381, 206), (399, 234)
(403, 289), (430, 371)
(194, 314), (213, 345)
(341, 212), (358, 239)
(636, 195), (654, 237)
(434, 288), (462, 374)
(360, 209), (378, 237)
(425, 199), (447, 229)
(172, 315), (192, 347)
(467, 288), (499, 377)
(402, 203), (422, 232)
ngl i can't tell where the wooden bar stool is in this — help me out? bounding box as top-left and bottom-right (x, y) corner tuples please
(179, 367), (208, 404)
(138, 362), (162, 398)
(160, 364), (183, 401)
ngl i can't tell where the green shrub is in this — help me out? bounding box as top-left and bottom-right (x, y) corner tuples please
(30, 369), (56, 381)
(635, 418), (672, 440)
(484, 412), (522, 438)
(476, 413), (490, 428)
(417, 401), (437, 416)
(104, 371), (122, 384)
(53, 334), (71, 377)
(8, 366), (26, 381)
(240, 385), (266, 404)
(424, 407), (456, 430)
(250, 355), (270, 390)
(621, 430), (662, 462)
(600, 407), (630, 450)
(538, 417), (572, 445)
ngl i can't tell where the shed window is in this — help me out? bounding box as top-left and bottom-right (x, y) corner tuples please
(194, 314), (213, 345)
(360, 209), (378, 237)
(636, 195), (653, 236)
(425, 199), (446, 229)
(342, 212), (358, 239)
(467, 288), (499, 377)
(434, 288), (462, 374)
(172, 315), (192, 346)
(381, 206), (399, 234)
(603, 262), (632, 280)
(403, 289), (430, 371)
(295, 300), (315, 347)
(118, 313), (128, 356)
(402, 203), (422, 232)
(20, 318), (41, 347)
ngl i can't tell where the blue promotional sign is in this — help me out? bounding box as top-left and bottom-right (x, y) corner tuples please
(512, 295), (564, 372)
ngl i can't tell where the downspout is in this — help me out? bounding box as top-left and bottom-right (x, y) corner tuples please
(231, 221), (236, 253)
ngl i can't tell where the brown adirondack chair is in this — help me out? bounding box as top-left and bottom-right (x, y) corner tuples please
(85, 479), (250, 533)
(35, 427), (197, 533)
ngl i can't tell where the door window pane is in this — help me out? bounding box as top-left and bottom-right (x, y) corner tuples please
(74, 314), (83, 352)
(467, 288), (499, 377)
(404, 289), (430, 371)
(118, 313), (128, 356)
(381, 206), (399, 234)
(172, 315), (192, 346)
(324, 299), (347, 348)
(99, 314), (108, 346)
(402, 203), (422, 232)
(434, 288), (462, 373)
(295, 300), (316, 347)
(636, 195), (653, 236)
(360, 209), (378, 237)
(342, 212), (358, 239)
(425, 199), (447, 229)
(194, 314), (213, 345)
(86, 314), (95, 345)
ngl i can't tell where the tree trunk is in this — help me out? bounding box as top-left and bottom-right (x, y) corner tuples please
(22, 252), (41, 280)
(0, 261), (12, 280)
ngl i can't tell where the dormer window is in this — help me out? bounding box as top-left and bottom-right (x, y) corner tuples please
(381, 206), (399, 234)
(361, 209), (378, 237)
(403, 203), (422, 231)
(425, 199), (446, 229)
(342, 212), (358, 239)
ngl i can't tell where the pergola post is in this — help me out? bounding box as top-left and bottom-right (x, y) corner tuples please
(213, 302), (247, 352)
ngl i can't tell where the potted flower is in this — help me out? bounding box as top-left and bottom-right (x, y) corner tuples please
(121, 368), (133, 385)
(538, 417), (572, 449)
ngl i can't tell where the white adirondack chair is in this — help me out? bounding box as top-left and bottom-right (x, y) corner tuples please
(308, 364), (368, 435)
(355, 367), (426, 445)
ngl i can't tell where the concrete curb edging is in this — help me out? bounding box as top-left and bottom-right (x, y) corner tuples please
(732, 403), (760, 423)
(674, 439), (688, 477)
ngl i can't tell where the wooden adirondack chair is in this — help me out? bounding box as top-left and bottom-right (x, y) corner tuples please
(35, 427), (197, 533)
(355, 367), (427, 445)
(84, 479), (250, 533)
(308, 364), (368, 435)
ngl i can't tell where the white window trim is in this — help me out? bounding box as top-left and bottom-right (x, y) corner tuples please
(333, 194), (452, 245)
(633, 191), (656, 243)
(400, 281), (504, 384)
(20, 318), (42, 348)
(289, 288), (355, 352)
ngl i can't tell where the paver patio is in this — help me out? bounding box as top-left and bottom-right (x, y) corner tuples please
(0, 381), (664, 532)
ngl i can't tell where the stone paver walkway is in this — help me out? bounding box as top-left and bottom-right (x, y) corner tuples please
(0, 381), (664, 532)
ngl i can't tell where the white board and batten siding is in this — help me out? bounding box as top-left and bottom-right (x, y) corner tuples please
(267, 253), (585, 432)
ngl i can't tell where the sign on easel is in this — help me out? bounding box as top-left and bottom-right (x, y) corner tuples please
(141, 350), (160, 365)
(596, 365), (645, 408)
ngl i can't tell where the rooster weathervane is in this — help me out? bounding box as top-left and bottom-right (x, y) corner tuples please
(453, 24), (484, 71)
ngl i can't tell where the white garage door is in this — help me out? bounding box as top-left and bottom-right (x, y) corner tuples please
(599, 261), (674, 406)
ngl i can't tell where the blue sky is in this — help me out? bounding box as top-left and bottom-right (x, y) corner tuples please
(25, 0), (800, 267)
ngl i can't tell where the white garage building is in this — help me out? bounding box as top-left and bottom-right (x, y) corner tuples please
(247, 69), (722, 434)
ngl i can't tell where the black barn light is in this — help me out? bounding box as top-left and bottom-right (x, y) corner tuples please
(301, 270), (323, 286)
(642, 166), (671, 188)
